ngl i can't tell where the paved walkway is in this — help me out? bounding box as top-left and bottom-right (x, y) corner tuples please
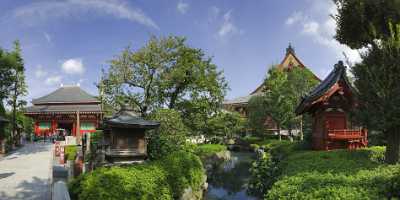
(0, 142), (53, 200)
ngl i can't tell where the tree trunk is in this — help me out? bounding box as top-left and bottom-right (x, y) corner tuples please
(278, 125), (281, 141)
(300, 117), (304, 141)
(385, 131), (400, 164)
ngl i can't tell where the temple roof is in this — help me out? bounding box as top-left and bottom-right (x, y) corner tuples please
(295, 61), (355, 115)
(104, 104), (160, 129)
(25, 104), (102, 114)
(32, 86), (100, 105)
(223, 93), (260, 105)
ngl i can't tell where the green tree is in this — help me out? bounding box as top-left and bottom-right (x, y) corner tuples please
(262, 66), (318, 140)
(147, 109), (188, 160)
(101, 36), (227, 122)
(334, 0), (400, 49)
(352, 25), (400, 164)
(206, 111), (245, 139)
(334, 0), (400, 164)
(7, 41), (27, 145)
(247, 94), (268, 136)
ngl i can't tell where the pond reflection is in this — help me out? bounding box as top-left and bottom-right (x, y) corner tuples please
(204, 152), (258, 200)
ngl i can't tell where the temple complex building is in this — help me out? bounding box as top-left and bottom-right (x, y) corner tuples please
(25, 85), (102, 143)
(223, 44), (320, 131)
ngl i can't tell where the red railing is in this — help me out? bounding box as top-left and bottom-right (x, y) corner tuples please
(327, 129), (364, 140)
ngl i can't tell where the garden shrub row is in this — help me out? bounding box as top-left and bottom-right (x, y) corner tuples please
(69, 151), (205, 200)
(253, 145), (400, 199)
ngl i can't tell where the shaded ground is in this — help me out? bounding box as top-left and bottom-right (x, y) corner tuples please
(0, 142), (52, 200)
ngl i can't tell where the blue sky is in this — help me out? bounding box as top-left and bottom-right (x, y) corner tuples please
(0, 0), (361, 103)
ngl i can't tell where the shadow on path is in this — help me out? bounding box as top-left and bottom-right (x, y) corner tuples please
(0, 172), (15, 179)
(0, 176), (50, 200)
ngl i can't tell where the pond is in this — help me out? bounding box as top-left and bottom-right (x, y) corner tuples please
(204, 152), (258, 200)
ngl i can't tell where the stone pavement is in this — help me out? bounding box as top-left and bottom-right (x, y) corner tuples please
(0, 142), (53, 200)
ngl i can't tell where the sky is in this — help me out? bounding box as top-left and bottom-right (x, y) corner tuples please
(0, 0), (362, 103)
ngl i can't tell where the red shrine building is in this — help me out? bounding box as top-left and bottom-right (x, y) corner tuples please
(295, 61), (368, 150)
(25, 85), (103, 140)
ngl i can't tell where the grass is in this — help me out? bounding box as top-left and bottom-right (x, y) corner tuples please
(194, 144), (227, 158)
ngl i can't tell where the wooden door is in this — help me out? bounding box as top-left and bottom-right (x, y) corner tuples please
(326, 112), (346, 129)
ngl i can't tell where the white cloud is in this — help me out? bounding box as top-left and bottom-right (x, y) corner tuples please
(285, 1), (361, 64)
(177, 2), (189, 14)
(35, 65), (48, 78)
(43, 32), (51, 43)
(11, 0), (158, 29)
(285, 11), (304, 26)
(61, 58), (85, 74)
(45, 75), (62, 85)
(217, 10), (242, 38)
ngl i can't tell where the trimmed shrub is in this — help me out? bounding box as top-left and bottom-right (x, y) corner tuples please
(265, 147), (400, 200)
(69, 151), (205, 200)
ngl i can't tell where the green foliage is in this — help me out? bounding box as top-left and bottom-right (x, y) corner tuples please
(205, 111), (245, 139)
(247, 141), (299, 197)
(100, 35), (227, 120)
(194, 144), (227, 158)
(334, 0), (400, 49)
(265, 147), (400, 200)
(247, 95), (268, 136)
(64, 145), (78, 161)
(147, 109), (188, 160)
(156, 151), (205, 199)
(69, 151), (204, 200)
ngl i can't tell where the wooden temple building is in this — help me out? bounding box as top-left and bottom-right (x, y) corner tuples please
(223, 44), (320, 131)
(0, 116), (9, 153)
(295, 61), (368, 150)
(25, 85), (102, 143)
(102, 103), (160, 163)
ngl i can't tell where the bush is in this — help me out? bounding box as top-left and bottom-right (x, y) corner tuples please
(64, 145), (78, 161)
(265, 147), (400, 200)
(69, 151), (205, 200)
(147, 109), (188, 160)
(194, 144), (227, 158)
(157, 151), (205, 199)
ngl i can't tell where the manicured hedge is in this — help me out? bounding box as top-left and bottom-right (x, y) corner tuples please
(265, 146), (400, 200)
(69, 151), (205, 200)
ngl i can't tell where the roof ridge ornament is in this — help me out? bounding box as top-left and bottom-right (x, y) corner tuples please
(286, 42), (295, 55)
(335, 60), (346, 70)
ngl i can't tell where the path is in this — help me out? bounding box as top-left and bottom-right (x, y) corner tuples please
(0, 142), (53, 200)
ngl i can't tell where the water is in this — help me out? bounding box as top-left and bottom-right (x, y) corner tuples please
(204, 152), (258, 200)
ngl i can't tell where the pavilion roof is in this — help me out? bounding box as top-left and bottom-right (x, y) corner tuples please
(104, 104), (160, 129)
(32, 86), (100, 105)
(223, 93), (260, 106)
(25, 104), (102, 114)
(295, 61), (356, 115)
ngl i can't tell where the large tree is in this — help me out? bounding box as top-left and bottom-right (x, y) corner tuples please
(334, 0), (400, 49)
(353, 26), (400, 164)
(101, 36), (228, 133)
(334, 0), (400, 164)
(7, 41), (27, 144)
(259, 66), (318, 140)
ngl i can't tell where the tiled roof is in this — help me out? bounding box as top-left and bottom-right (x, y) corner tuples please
(295, 61), (355, 115)
(32, 86), (99, 105)
(25, 104), (102, 114)
(223, 93), (261, 105)
(105, 104), (160, 129)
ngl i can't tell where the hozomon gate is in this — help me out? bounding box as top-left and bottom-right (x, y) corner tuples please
(25, 85), (102, 143)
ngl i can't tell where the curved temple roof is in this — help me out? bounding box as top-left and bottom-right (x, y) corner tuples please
(295, 61), (356, 115)
(105, 104), (160, 129)
(32, 86), (100, 105)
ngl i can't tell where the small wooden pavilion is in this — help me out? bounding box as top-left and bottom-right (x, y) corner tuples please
(103, 103), (160, 163)
(295, 61), (368, 150)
